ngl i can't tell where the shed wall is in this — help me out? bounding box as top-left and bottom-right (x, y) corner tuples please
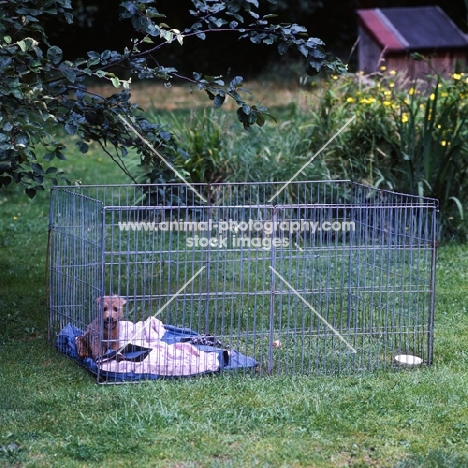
(385, 51), (467, 78)
(358, 25), (384, 73)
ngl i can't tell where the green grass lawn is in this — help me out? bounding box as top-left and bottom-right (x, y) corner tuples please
(1, 139), (468, 467)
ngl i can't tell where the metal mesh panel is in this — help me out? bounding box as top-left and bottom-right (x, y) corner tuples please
(48, 181), (437, 382)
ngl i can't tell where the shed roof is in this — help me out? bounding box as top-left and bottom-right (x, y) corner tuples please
(357, 6), (468, 53)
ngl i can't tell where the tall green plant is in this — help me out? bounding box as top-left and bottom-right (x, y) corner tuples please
(170, 110), (232, 184)
(302, 72), (468, 239)
(395, 77), (468, 237)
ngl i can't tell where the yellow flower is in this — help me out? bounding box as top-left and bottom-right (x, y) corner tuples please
(390, 70), (396, 75)
(384, 90), (392, 96)
(401, 113), (409, 123)
(383, 101), (392, 106)
(389, 82), (395, 88)
(430, 93), (436, 101)
(441, 140), (447, 146)
(359, 97), (376, 104)
(346, 97), (355, 103)
(332, 75), (338, 80)
(453, 73), (462, 80)
(380, 65), (387, 71)
(409, 87), (415, 95)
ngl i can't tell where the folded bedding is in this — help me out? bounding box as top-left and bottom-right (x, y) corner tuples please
(57, 316), (257, 380)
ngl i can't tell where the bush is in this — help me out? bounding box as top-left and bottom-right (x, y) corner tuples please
(301, 71), (468, 240)
(144, 71), (468, 240)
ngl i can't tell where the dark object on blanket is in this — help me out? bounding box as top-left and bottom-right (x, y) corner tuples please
(97, 344), (152, 363)
(180, 334), (224, 348)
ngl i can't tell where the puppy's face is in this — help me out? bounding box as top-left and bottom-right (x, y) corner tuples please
(96, 296), (126, 329)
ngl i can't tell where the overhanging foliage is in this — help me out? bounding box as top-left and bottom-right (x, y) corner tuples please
(0, 0), (345, 198)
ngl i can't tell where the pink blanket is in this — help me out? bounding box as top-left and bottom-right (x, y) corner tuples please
(99, 316), (221, 376)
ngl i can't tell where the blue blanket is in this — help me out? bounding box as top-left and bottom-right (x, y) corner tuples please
(57, 323), (258, 381)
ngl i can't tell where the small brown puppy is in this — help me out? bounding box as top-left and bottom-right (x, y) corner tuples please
(76, 296), (126, 361)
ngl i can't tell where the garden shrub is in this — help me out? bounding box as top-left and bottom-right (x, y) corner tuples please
(145, 70), (468, 240)
(302, 70), (468, 240)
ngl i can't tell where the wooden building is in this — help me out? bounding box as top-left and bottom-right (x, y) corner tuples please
(356, 6), (468, 78)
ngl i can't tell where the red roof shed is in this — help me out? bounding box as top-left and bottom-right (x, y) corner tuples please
(357, 6), (468, 77)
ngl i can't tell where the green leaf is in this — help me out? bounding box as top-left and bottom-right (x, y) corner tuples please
(101, 50), (112, 60)
(46, 46), (63, 64)
(228, 90), (243, 104)
(160, 29), (174, 43)
(146, 8), (165, 19)
(15, 133), (29, 148)
(256, 112), (265, 127)
(411, 52), (425, 61)
(65, 123), (77, 135)
(111, 76), (121, 88)
(17, 40), (28, 52)
(77, 141), (89, 153)
(25, 188), (36, 199)
(278, 42), (289, 55)
(449, 196), (464, 219)
(237, 107), (248, 122)
(87, 57), (100, 67)
(87, 51), (100, 59)
(31, 162), (43, 175)
(213, 94), (225, 107)
(60, 67), (77, 82)
(230, 76), (244, 88)
(247, 110), (257, 125)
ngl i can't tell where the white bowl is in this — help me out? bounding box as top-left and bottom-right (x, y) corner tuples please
(394, 354), (423, 366)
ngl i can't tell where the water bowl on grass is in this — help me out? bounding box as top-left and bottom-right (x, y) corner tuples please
(394, 354), (423, 366)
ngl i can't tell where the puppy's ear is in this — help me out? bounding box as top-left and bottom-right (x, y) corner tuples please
(119, 297), (127, 306)
(95, 297), (110, 310)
